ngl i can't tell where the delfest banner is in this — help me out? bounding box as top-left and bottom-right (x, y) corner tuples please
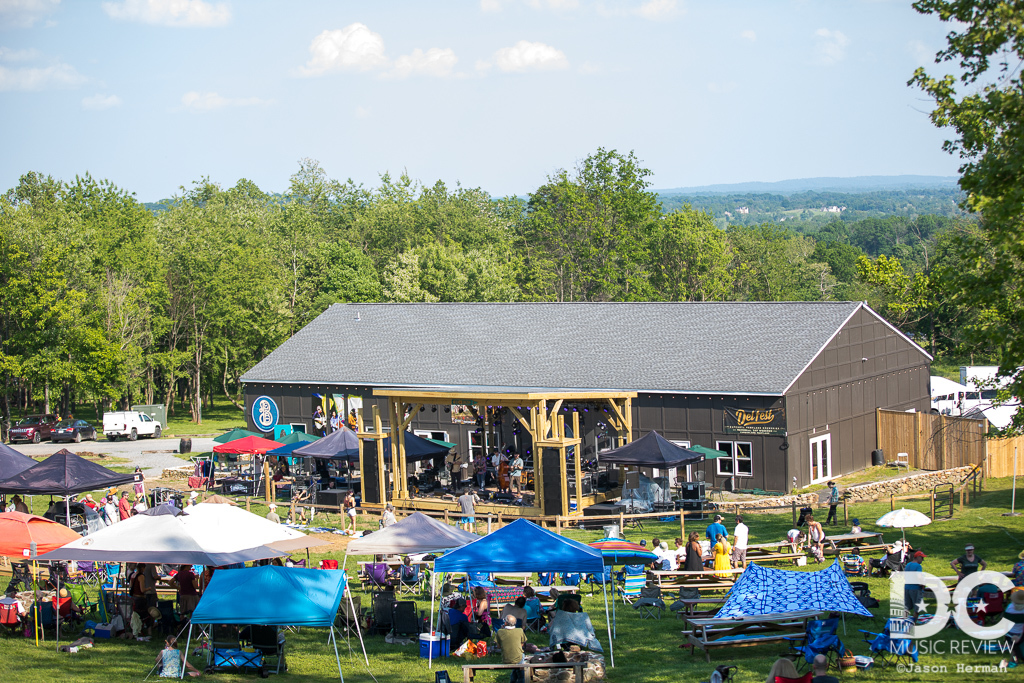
(724, 406), (786, 435)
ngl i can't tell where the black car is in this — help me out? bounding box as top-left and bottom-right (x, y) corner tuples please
(50, 419), (98, 443)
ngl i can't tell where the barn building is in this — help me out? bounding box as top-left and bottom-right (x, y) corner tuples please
(241, 302), (931, 517)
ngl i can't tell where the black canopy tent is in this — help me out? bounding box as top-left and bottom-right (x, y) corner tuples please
(291, 427), (360, 460)
(597, 430), (702, 468)
(0, 442), (36, 479)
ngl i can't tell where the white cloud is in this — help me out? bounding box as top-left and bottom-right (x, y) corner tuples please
(815, 28), (849, 65)
(299, 23), (388, 76)
(494, 40), (568, 72)
(181, 91), (271, 110)
(387, 47), (457, 79)
(354, 105), (371, 119)
(82, 93), (121, 110)
(0, 47), (40, 61)
(741, 29), (756, 42)
(637, 0), (677, 20)
(0, 0), (61, 29)
(707, 81), (736, 94)
(102, 0), (230, 27)
(527, 0), (580, 9)
(0, 60), (84, 91)
(480, 0), (502, 10)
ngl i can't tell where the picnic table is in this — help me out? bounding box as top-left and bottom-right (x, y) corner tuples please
(674, 596), (727, 620)
(823, 532), (887, 555)
(745, 541), (799, 564)
(648, 569), (742, 592)
(683, 609), (821, 662)
(462, 661), (586, 683)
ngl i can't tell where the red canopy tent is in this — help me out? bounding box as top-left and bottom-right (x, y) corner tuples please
(212, 436), (282, 455)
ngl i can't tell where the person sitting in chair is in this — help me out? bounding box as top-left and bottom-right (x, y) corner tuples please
(500, 597), (528, 626)
(870, 540), (907, 576)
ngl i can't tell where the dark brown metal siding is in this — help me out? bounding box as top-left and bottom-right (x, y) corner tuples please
(784, 307), (931, 486)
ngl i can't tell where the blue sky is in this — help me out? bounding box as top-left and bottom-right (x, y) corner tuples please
(0, 0), (961, 201)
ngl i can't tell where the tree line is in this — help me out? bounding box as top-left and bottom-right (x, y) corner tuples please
(0, 149), (1000, 432)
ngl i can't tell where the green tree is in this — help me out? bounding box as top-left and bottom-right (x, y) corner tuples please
(910, 0), (1024, 429)
(650, 206), (732, 301)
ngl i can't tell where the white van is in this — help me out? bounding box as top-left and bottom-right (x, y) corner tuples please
(102, 410), (162, 441)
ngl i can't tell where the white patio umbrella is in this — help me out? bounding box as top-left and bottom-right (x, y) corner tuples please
(875, 508), (931, 542)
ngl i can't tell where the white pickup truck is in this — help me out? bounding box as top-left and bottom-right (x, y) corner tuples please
(102, 410), (162, 441)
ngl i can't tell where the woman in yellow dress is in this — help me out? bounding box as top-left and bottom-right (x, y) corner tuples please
(713, 533), (732, 578)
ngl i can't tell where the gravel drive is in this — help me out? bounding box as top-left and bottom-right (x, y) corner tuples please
(11, 436), (219, 479)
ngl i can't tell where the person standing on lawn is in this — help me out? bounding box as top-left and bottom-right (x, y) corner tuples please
(459, 488), (480, 533)
(732, 515), (749, 568)
(825, 481), (840, 526)
(904, 551), (926, 621)
(951, 544), (987, 579)
(705, 515), (727, 546)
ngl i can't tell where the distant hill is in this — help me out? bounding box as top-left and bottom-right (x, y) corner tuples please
(656, 175), (959, 196)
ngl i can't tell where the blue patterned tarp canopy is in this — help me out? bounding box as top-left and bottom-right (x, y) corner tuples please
(715, 560), (872, 618)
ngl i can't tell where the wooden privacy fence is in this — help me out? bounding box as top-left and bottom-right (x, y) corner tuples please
(984, 435), (1024, 478)
(876, 409), (988, 470)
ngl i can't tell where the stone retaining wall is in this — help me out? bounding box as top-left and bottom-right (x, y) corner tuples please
(161, 465), (193, 480)
(844, 465), (974, 500)
(727, 492), (820, 511)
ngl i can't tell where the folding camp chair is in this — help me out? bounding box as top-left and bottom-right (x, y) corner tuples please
(391, 601), (421, 637)
(364, 563), (392, 591)
(101, 563), (121, 591)
(251, 624), (286, 674)
(792, 617), (844, 671)
(561, 573), (581, 587)
(5, 562), (30, 594)
(523, 600), (542, 634)
(861, 617), (918, 668)
(336, 595), (362, 636)
(538, 572), (556, 586)
(372, 593), (396, 635)
(585, 567), (613, 596)
(635, 586), (664, 619)
(66, 583), (97, 617)
(208, 624), (263, 672)
(319, 559), (339, 570)
(397, 565), (423, 596)
(0, 601), (24, 636)
(620, 573), (645, 605)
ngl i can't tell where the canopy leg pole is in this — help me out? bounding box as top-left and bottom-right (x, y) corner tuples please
(612, 576), (616, 639)
(55, 566), (60, 652)
(347, 587), (368, 666)
(602, 582), (613, 668)
(330, 625), (345, 683)
(180, 623), (193, 680)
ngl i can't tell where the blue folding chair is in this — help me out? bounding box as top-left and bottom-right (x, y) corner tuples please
(561, 573), (581, 586)
(585, 567), (612, 596)
(538, 572), (556, 586)
(793, 617), (844, 671)
(861, 617), (918, 667)
(620, 574), (645, 604)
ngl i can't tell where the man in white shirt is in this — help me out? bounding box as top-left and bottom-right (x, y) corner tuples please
(732, 515), (749, 568)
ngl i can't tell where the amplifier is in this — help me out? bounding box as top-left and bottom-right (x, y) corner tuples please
(318, 489), (346, 507)
(567, 474), (594, 496)
(680, 482), (705, 500)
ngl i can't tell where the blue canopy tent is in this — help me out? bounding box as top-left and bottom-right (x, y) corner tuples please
(434, 518), (615, 666)
(185, 565), (359, 680)
(715, 560), (871, 638)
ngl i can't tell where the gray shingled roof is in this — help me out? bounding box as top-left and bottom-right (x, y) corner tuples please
(241, 302), (866, 395)
(239, 301), (872, 393)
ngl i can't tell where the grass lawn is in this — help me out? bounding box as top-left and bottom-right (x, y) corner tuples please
(5, 478), (1024, 682)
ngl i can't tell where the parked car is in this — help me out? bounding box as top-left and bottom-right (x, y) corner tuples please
(102, 410), (162, 441)
(50, 419), (98, 443)
(8, 413), (60, 444)
(43, 501), (107, 536)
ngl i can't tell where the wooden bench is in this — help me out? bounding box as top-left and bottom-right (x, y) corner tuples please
(674, 597), (727, 619)
(683, 610), (820, 662)
(648, 569), (741, 592)
(462, 661), (586, 683)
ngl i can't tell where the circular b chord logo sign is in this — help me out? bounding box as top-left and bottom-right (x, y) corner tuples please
(252, 395), (279, 432)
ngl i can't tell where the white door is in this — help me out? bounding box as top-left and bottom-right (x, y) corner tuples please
(809, 434), (832, 484)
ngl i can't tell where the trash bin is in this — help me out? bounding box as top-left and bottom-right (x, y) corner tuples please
(602, 524), (620, 539)
(179, 437), (192, 455)
(871, 448), (884, 466)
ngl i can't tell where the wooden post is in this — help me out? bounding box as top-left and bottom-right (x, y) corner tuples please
(444, 508), (450, 525)
(619, 510), (625, 533)
(556, 516), (562, 533)
(497, 512), (503, 530)
(890, 494), (894, 511)
(959, 487), (964, 513)
(264, 458), (272, 503)
(679, 509), (685, 540)
(290, 501), (296, 524)
(930, 491), (935, 520)
(792, 501), (797, 528)
(843, 499), (848, 525)
(246, 497), (251, 512)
